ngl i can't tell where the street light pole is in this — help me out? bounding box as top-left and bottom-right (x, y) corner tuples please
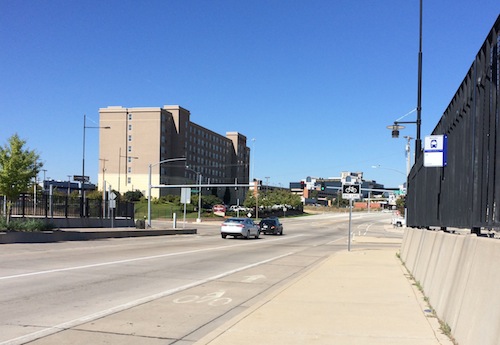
(81, 114), (110, 217)
(415, 0), (423, 160)
(403, 136), (414, 176)
(148, 157), (186, 228)
(197, 173), (202, 222)
(387, 0), (423, 160)
(118, 147), (121, 192)
(185, 166), (202, 223)
(81, 114), (86, 217)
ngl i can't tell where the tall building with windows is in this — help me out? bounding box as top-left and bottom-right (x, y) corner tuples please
(98, 105), (250, 203)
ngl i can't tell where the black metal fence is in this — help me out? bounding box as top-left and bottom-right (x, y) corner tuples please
(407, 15), (500, 231)
(0, 193), (135, 219)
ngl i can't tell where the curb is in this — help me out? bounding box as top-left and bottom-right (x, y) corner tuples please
(0, 228), (197, 244)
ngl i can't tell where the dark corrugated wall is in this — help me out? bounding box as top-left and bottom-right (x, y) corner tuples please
(407, 15), (500, 230)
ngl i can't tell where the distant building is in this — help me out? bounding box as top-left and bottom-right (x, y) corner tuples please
(290, 172), (386, 206)
(43, 180), (94, 194)
(98, 105), (250, 204)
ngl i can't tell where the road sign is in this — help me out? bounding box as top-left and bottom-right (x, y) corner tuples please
(424, 135), (447, 167)
(73, 175), (89, 182)
(181, 188), (191, 204)
(342, 184), (361, 199)
(109, 191), (117, 201)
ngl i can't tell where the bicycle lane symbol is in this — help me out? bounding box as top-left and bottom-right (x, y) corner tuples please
(345, 185), (358, 193)
(173, 290), (233, 307)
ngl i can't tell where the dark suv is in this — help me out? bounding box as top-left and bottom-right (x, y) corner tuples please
(259, 217), (283, 235)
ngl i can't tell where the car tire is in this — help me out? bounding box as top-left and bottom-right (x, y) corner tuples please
(255, 231), (260, 239)
(221, 233), (227, 239)
(245, 230), (250, 239)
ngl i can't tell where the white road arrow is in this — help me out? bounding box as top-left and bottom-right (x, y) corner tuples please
(242, 275), (266, 283)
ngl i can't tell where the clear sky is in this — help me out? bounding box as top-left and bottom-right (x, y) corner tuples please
(1, 0), (499, 189)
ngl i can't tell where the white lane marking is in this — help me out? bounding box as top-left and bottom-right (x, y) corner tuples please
(0, 235), (305, 281)
(241, 274), (266, 283)
(0, 252), (294, 345)
(356, 222), (375, 235)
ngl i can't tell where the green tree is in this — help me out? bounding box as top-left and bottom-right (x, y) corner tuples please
(243, 189), (301, 210)
(86, 190), (104, 200)
(334, 191), (350, 208)
(124, 190), (143, 202)
(243, 192), (256, 208)
(396, 196), (406, 216)
(191, 194), (222, 209)
(0, 134), (42, 223)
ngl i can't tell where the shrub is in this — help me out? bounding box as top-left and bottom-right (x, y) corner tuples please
(0, 217), (54, 232)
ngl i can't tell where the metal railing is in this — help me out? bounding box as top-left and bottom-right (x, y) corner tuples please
(0, 194), (134, 219)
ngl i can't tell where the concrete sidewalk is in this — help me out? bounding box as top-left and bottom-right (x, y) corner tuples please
(196, 237), (454, 345)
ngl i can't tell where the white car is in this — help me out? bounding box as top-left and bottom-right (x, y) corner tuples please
(221, 218), (260, 239)
(392, 216), (406, 227)
(229, 205), (247, 212)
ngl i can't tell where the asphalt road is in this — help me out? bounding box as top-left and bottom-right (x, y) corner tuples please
(0, 211), (397, 345)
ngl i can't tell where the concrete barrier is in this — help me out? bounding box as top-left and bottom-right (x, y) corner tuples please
(401, 228), (500, 345)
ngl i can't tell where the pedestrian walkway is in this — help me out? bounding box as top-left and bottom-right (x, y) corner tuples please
(196, 237), (453, 345)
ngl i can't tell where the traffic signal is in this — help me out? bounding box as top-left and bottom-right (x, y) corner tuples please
(321, 182), (325, 191)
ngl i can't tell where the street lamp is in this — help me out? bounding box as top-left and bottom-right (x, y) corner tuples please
(387, 0), (423, 161)
(82, 114), (110, 217)
(387, 123), (406, 138)
(147, 157), (186, 228)
(186, 166), (202, 223)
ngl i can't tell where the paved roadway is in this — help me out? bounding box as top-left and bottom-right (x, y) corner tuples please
(0, 212), (397, 345)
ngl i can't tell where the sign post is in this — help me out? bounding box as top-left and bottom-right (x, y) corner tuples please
(181, 188), (191, 228)
(342, 184), (361, 251)
(108, 188), (116, 228)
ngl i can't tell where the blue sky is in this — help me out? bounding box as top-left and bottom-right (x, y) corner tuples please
(1, 0), (499, 189)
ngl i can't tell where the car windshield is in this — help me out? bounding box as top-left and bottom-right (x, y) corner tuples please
(261, 220), (276, 225)
(225, 218), (245, 224)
